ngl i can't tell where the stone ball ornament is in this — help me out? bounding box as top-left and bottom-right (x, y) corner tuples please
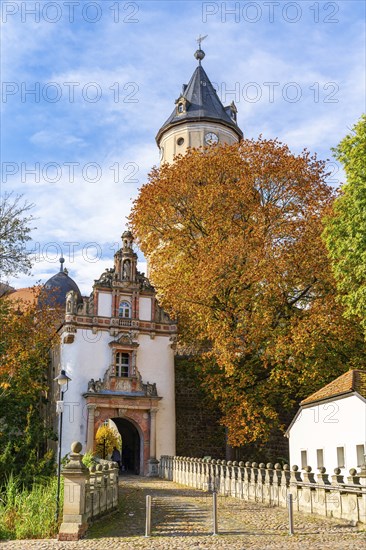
(71, 441), (82, 454)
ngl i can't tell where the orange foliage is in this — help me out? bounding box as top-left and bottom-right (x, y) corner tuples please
(130, 139), (366, 445)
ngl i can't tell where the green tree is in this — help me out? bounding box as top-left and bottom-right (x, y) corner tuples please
(0, 193), (34, 279)
(323, 115), (366, 333)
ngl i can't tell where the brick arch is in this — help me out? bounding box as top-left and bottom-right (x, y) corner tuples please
(93, 405), (151, 475)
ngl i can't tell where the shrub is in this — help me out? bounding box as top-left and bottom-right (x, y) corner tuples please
(0, 474), (62, 540)
(82, 450), (97, 469)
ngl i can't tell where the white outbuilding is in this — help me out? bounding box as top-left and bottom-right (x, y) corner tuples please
(286, 369), (366, 474)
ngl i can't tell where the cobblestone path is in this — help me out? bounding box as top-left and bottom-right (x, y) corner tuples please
(2, 475), (365, 549)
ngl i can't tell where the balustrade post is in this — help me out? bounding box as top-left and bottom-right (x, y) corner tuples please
(219, 460), (226, 495)
(280, 464), (290, 507)
(289, 465), (302, 512)
(265, 463), (274, 505)
(301, 466), (316, 514)
(238, 461), (245, 499)
(58, 442), (89, 541)
(272, 463), (282, 507)
(89, 465), (96, 520)
(226, 461), (233, 496)
(258, 463), (266, 503)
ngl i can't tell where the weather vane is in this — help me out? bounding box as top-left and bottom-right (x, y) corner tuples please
(196, 34), (208, 49)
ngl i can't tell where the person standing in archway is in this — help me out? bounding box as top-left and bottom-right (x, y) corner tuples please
(122, 445), (132, 472)
(111, 446), (121, 472)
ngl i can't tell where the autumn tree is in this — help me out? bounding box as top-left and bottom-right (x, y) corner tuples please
(0, 192), (35, 279)
(130, 138), (366, 446)
(0, 289), (60, 486)
(95, 425), (121, 459)
(323, 115), (366, 333)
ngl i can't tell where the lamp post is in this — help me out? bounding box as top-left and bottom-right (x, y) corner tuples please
(54, 369), (71, 523)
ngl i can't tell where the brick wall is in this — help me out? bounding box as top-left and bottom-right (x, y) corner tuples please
(175, 356), (292, 463)
(175, 357), (226, 458)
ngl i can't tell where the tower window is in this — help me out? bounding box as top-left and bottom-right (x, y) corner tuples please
(119, 301), (131, 318)
(115, 352), (130, 377)
(177, 137), (184, 146)
(178, 103), (184, 113)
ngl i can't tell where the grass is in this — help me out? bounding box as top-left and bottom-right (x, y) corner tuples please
(0, 474), (62, 540)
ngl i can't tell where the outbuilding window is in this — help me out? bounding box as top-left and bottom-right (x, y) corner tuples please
(316, 449), (324, 469)
(356, 444), (365, 467)
(337, 446), (345, 468)
(301, 450), (308, 469)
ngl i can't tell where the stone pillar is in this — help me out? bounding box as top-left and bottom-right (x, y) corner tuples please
(86, 405), (97, 452)
(58, 442), (90, 541)
(147, 408), (159, 476)
(358, 458), (366, 525)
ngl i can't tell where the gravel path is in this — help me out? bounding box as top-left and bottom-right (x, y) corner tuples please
(2, 475), (365, 549)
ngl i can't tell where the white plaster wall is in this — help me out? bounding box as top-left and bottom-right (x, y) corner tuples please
(59, 329), (176, 460)
(139, 297), (152, 321)
(97, 292), (112, 317)
(59, 329), (112, 456)
(137, 334), (176, 458)
(288, 395), (366, 474)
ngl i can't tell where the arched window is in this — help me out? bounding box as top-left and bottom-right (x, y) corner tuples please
(115, 352), (130, 377)
(119, 301), (131, 318)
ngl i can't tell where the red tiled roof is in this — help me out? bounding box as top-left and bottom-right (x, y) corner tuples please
(4, 287), (40, 309)
(301, 369), (366, 405)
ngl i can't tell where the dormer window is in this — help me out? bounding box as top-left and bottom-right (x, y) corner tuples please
(175, 96), (189, 116)
(119, 301), (131, 318)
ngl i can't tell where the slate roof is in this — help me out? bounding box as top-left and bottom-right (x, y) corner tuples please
(43, 270), (83, 306)
(156, 64), (243, 143)
(301, 369), (366, 405)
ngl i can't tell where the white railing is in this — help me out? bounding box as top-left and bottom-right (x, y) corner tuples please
(159, 456), (366, 524)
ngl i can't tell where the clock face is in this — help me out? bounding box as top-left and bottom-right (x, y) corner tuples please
(205, 132), (219, 145)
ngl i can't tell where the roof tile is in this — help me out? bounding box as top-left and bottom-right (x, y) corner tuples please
(301, 369), (366, 405)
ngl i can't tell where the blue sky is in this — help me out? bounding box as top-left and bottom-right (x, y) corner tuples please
(2, 0), (365, 293)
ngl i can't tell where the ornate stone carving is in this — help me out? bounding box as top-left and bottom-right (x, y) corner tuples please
(143, 382), (157, 397)
(66, 290), (78, 315)
(95, 268), (114, 287)
(87, 378), (103, 393)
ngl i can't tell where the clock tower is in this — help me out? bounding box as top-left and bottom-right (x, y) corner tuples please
(156, 44), (243, 164)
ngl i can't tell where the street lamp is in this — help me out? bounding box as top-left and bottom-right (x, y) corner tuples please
(54, 369), (71, 523)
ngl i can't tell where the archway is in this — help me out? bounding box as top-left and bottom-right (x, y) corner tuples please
(111, 417), (141, 475)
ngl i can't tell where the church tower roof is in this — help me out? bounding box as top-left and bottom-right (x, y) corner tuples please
(43, 257), (83, 306)
(156, 46), (243, 145)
